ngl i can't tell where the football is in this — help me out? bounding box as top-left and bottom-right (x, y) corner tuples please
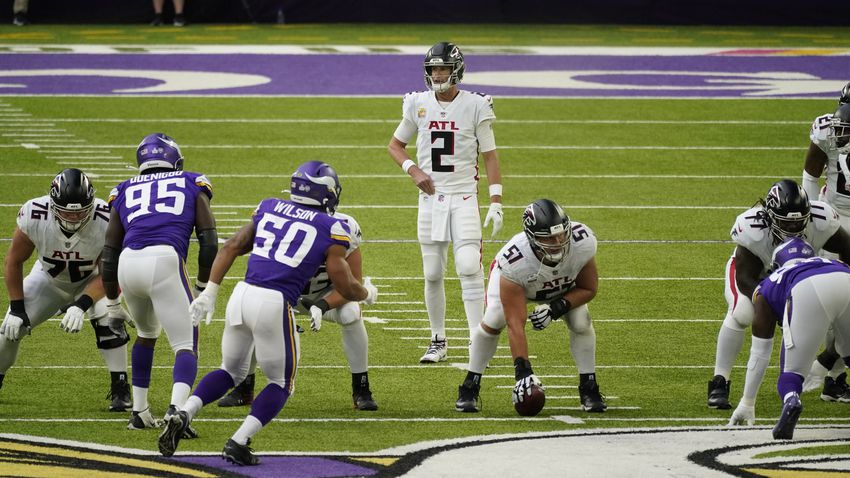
(514, 384), (546, 416)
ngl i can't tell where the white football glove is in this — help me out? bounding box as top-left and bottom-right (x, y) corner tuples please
(483, 202), (503, 238)
(1, 310), (31, 341)
(512, 374), (543, 404)
(60, 305), (86, 333)
(529, 304), (554, 330)
(361, 277), (378, 305)
(189, 283), (219, 326)
(308, 305), (323, 332)
(728, 402), (755, 426)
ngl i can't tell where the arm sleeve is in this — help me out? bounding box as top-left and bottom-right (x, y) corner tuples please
(477, 119), (496, 153)
(393, 117), (417, 144)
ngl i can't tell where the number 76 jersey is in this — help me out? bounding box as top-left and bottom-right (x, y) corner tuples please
(494, 222), (597, 303)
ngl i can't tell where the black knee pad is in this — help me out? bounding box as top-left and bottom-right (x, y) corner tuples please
(91, 321), (130, 350)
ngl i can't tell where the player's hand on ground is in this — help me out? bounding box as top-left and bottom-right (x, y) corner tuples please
(728, 402), (755, 426)
(60, 305), (86, 333)
(1, 310), (31, 341)
(484, 202), (503, 238)
(512, 374), (543, 404)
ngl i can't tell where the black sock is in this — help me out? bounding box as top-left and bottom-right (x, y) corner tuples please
(111, 371), (127, 384)
(244, 373), (255, 388)
(579, 373), (596, 385)
(817, 349), (840, 370)
(352, 372), (369, 391)
(0, 374), (4, 389)
(464, 371), (482, 386)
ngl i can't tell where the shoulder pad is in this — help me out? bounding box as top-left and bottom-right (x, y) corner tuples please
(810, 201), (841, 232)
(810, 113), (833, 145)
(730, 208), (769, 246)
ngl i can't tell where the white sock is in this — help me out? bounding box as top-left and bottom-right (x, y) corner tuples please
(570, 324), (597, 374)
(714, 325), (745, 379)
(170, 382), (191, 408)
(341, 320), (369, 374)
(232, 415), (263, 445)
(468, 325), (499, 374)
(424, 279), (446, 338)
(132, 386), (149, 413)
(99, 345), (128, 372)
(184, 395), (203, 419)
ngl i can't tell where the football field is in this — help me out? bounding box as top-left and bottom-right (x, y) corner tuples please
(0, 24), (849, 477)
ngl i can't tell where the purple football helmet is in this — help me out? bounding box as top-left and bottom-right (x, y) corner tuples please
(136, 133), (184, 173)
(771, 237), (815, 269)
(289, 161), (342, 214)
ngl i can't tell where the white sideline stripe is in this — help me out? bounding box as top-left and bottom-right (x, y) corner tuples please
(0, 143), (806, 151)
(0, 274), (724, 282)
(495, 385), (573, 389)
(0, 117), (814, 125)
(549, 406), (641, 410)
(0, 123), (55, 127)
(485, 375), (578, 379)
(3, 129), (64, 132)
(2, 133), (74, 137)
(0, 172), (788, 180)
(10, 364), (765, 371)
(545, 396), (621, 400)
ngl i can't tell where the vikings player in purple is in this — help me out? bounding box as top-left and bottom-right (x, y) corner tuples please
(158, 161), (377, 465)
(729, 237), (850, 439)
(102, 133), (218, 431)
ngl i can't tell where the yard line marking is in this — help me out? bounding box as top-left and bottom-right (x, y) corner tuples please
(9, 363), (769, 370)
(0, 143), (807, 151)
(548, 406), (641, 411)
(3, 133), (75, 137)
(46, 157), (124, 160)
(0, 117), (810, 125)
(483, 374), (579, 379)
(495, 385), (575, 389)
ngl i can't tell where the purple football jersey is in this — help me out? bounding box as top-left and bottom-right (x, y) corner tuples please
(758, 257), (850, 319)
(245, 198), (351, 304)
(109, 170), (213, 261)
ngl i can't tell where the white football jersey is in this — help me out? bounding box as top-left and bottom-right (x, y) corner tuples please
(16, 195), (110, 287)
(810, 113), (850, 215)
(400, 90), (496, 195)
(301, 212), (362, 300)
(730, 200), (841, 273)
(496, 222), (597, 303)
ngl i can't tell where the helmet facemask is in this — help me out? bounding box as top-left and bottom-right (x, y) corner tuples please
(830, 116), (850, 154)
(767, 208), (810, 245)
(49, 168), (95, 235)
(423, 43), (465, 93)
(52, 202), (94, 234)
(529, 228), (571, 265)
(425, 63), (461, 93)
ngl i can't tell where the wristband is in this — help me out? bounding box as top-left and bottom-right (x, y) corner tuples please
(549, 298), (572, 320)
(74, 294), (94, 311)
(401, 159), (416, 174)
(106, 297), (121, 307)
(488, 184), (502, 197)
(313, 298), (331, 313)
(514, 357), (534, 380)
(195, 281), (207, 291)
(10, 299), (25, 314)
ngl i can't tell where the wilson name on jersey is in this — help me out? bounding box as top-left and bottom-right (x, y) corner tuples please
(730, 201), (841, 272)
(810, 113), (850, 214)
(496, 222), (597, 302)
(402, 90), (496, 195)
(17, 195), (110, 285)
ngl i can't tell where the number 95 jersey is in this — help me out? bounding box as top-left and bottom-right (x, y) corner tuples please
(17, 195), (110, 287)
(495, 222), (597, 303)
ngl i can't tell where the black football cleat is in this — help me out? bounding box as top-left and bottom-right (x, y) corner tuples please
(164, 405), (199, 439)
(820, 372), (850, 403)
(455, 381), (481, 413)
(353, 389), (378, 411)
(219, 374), (254, 407)
(773, 393), (803, 440)
(158, 410), (189, 457)
(707, 375), (732, 409)
(222, 438), (259, 466)
(108, 379), (132, 412)
(579, 379), (607, 413)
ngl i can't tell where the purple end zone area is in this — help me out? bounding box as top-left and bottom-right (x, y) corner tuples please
(174, 455), (380, 478)
(0, 53), (848, 97)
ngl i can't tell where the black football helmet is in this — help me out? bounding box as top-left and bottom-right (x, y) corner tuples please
(830, 103), (850, 154)
(761, 179), (810, 245)
(49, 168), (95, 234)
(522, 199), (571, 265)
(424, 42), (465, 93)
(839, 81), (850, 105)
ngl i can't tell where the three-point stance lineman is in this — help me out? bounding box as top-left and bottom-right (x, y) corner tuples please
(455, 199), (607, 414)
(158, 161), (377, 466)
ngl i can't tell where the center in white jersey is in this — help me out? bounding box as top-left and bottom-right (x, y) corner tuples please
(494, 222), (597, 302)
(401, 90), (496, 195)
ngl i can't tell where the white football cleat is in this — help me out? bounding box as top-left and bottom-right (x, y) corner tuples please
(420, 335), (447, 363)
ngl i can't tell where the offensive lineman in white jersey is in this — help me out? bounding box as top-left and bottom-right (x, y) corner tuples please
(216, 211), (380, 411)
(1, 169), (133, 411)
(455, 199), (607, 413)
(799, 86), (850, 399)
(706, 179), (850, 409)
(388, 41), (504, 363)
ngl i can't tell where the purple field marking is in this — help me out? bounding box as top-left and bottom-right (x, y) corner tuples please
(174, 455), (381, 478)
(0, 53), (848, 97)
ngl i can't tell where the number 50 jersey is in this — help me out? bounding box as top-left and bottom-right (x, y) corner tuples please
(108, 170), (213, 262)
(495, 222), (597, 303)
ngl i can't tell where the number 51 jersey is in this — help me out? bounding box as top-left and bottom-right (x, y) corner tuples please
(495, 222), (597, 303)
(108, 170), (212, 262)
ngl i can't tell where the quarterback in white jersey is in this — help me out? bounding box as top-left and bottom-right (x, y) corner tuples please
(388, 41), (504, 364)
(707, 179), (850, 410)
(0, 169), (132, 411)
(455, 199), (607, 414)
(217, 212), (380, 411)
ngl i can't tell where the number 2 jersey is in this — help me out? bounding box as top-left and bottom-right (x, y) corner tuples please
(494, 222), (597, 303)
(108, 170), (213, 262)
(16, 195), (110, 287)
(397, 90), (496, 195)
(245, 198), (352, 305)
(730, 200), (841, 274)
(810, 113), (850, 215)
